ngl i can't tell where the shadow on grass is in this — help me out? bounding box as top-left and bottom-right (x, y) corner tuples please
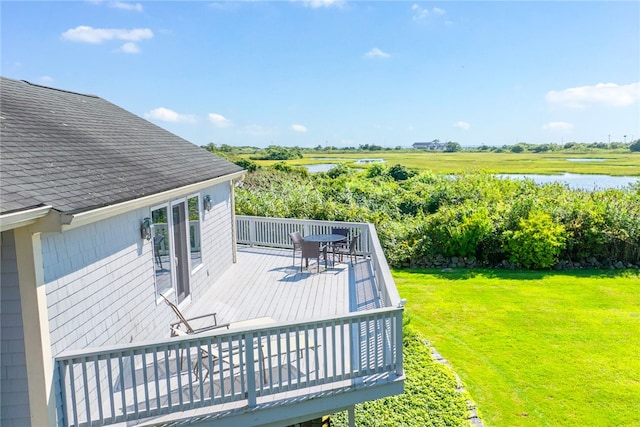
(392, 267), (639, 281)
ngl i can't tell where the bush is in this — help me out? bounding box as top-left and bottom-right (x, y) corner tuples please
(387, 164), (415, 181)
(234, 158), (258, 172)
(504, 211), (567, 269)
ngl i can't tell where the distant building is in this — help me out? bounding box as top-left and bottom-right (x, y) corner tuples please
(412, 140), (446, 151)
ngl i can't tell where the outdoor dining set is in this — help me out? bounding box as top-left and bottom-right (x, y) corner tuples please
(289, 227), (359, 272)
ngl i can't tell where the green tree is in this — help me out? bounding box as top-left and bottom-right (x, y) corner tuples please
(444, 141), (462, 152)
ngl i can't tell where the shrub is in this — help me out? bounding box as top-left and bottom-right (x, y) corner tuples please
(234, 158), (258, 172)
(503, 211), (567, 269)
(387, 164), (415, 181)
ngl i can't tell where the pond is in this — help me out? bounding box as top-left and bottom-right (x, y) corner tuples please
(304, 164), (638, 190)
(306, 163), (339, 173)
(496, 173), (638, 191)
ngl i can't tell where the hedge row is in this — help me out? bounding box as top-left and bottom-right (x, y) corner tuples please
(235, 167), (640, 269)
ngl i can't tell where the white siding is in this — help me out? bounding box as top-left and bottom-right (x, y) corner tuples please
(0, 230), (31, 427)
(43, 181), (235, 356)
(190, 183), (234, 301)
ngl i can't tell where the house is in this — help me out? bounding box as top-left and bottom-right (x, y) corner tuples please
(412, 140), (446, 151)
(0, 78), (404, 426)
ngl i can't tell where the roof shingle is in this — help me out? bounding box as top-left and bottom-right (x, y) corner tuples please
(0, 77), (244, 215)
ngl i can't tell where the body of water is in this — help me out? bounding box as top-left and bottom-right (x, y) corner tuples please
(304, 164), (637, 190)
(306, 163), (339, 173)
(497, 173), (638, 191)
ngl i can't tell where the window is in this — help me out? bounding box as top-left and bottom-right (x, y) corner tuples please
(151, 206), (172, 298)
(188, 195), (202, 271)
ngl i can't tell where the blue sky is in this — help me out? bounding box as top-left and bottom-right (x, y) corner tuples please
(2, 1), (639, 148)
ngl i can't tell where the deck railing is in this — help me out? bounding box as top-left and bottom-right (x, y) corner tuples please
(55, 308), (403, 426)
(55, 218), (404, 426)
(235, 216), (403, 308)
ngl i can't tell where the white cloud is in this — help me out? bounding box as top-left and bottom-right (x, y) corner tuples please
(61, 26), (153, 43)
(298, 0), (344, 8)
(542, 121), (574, 131)
(364, 47), (390, 59)
(411, 4), (445, 21)
(144, 107), (196, 123)
(291, 124), (308, 133)
(110, 1), (143, 12)
(545, 82), (640, 108)
(119, 42), (140, 54)
(454, 121), (470, 130)
(208, 113), (232, 128)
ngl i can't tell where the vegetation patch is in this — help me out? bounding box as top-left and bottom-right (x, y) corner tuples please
(234, 168), (640, 269)
(330, 327), (470, 427)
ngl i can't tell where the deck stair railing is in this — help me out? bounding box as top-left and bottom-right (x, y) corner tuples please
(55, 308), (403, 427)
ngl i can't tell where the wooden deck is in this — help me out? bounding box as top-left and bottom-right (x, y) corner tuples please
(182, 245), (382, 326)
(55, 223), (404, 427)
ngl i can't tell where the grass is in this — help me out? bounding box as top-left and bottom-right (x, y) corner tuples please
(255, 151), (640, 176)
(393, 268), (640, 427)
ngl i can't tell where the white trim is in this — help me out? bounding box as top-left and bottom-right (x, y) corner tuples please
(62, 171), (245, 231)
(0, 205), (52, 232)
(186, 193), (203, 273)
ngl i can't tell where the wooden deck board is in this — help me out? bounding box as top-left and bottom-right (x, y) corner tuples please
(182, 246), (369, 325)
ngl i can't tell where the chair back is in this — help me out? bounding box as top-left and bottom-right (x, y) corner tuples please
(290, 231), (303, 245)
(348, 235), (359, 252)
(301, 240), (321, 257)
(331, 227), (349, 237)
(161, 294), (194, 333)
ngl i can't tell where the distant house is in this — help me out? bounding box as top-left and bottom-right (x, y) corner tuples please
(0, 78), (404, 427)
(412, 140), (446, 151)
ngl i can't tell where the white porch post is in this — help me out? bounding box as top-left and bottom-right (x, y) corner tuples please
(348, 406), (355, 427)
(14, 228), (57, 426)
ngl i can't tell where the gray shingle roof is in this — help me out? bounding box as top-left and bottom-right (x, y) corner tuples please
(0, 77), (244, 215)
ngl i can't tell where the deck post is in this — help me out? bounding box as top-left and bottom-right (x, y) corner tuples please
(245, 334), (257, 407)
(348, 406), (355, 427)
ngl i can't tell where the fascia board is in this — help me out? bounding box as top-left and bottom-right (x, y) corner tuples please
(61, 171), (246, 231)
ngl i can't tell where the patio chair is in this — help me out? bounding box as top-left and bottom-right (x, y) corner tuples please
(301, 240), (327, 272)
(161, 294), (229, 336)
(289, 231), (304, 265)
(331, 227), (350, 252)
(334, 234), (359, 264)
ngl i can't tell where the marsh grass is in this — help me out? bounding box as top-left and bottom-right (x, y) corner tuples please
(275, 151), (640, 176)
(394, 268), (640, 426)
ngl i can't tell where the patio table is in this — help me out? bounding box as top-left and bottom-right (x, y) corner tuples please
(303, 234), (348, 267)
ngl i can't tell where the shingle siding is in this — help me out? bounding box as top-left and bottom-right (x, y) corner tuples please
(191, 183), (234, 301)
(43, 181), (235, 356)
(0, 230), (31, 427)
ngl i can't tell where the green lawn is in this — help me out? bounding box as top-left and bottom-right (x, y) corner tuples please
(394, 268), (640, 427)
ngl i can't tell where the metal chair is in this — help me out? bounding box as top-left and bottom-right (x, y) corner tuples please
(301, 240), (327, 272)
(334, 235), (359, 264)
(331, 227), (350, 252)
(289, 231), (304, 265)
(161, 294), (229, 336)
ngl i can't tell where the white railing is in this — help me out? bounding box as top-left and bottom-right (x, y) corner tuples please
(236, 216), (372, 255)
(55, 308), (403, 427)
(235, 216), (402, 308)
